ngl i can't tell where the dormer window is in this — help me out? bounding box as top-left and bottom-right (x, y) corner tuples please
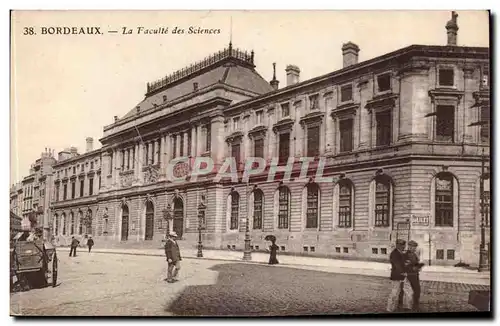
(439, 68), (454, 87)
(309, 94), (319, 111)
(340, 84), (353, 102)
(256, 110), (263, 125)
(163, 95), (167, 102)
(281, 103), (290, 118)
(376, 73), (391, 93)
(233, 117), (240, 130)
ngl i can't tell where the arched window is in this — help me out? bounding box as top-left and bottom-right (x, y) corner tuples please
(306, 183), (319, 229)
(78, 211), (83, 235)
(62, 213), (66, 235)
(338, 180), (353, 228)
(54, 214), (59, 235)
(253, 189), (264, 230)
(230, 192), (239, 230)
(278, 186), (290, 229)
(435, 173), (454, 227)
(70, 212), (75, 234)
(374, 176), (391, 227)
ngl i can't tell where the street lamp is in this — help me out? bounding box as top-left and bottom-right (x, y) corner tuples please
(197, 202), (206, 258)
(478, 149), (490, 272)
(162, 203), (172, 237)
(242, 182), (252, 261)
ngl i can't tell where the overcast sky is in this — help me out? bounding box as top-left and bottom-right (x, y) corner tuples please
(10, 10), (489, 184)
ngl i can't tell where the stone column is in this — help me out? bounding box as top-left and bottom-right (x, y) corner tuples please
(268, 109), (276, 158)
(112, 148), (119, 187)
(191, 127), (197, 157)
(183, 132), (189, 157)
(153, 139), (159, 165)
(165, 134), (171, 164)
(134, 143), (139, 180)
(243, 116), (251, 162)
(148, 142), (153, 165)
(463, 66), (476, 142)
(195, 125), (203, 155)
(176, 134), (181, 158)
(102, 151), (110, 188)
(211, 114), (225, 167)
(138, 142), (144, 184)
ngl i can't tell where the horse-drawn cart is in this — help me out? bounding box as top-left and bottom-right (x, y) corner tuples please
(10, 231), (58, 291)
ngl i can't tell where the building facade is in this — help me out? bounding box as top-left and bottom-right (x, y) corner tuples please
(41, 14), (489, 265)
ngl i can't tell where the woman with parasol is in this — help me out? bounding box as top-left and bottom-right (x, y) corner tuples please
(265, 235), (279, 265)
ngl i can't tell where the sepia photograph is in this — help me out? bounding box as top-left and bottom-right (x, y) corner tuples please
(9, 9), (491, 317)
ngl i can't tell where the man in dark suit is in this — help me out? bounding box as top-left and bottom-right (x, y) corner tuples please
(69, 236), (80, 257)
(405, 240), (423, 311)
(165, 231), (182, 283)
(387, 239), (412, 312)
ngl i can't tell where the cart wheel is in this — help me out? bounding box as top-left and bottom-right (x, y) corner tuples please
(52, 253), (58, 287)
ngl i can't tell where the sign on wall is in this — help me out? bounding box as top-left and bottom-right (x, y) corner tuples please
(411, 214), (430, 226)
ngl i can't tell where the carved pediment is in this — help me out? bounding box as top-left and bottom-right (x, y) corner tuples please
(331, 102), (359, 118)
(428, 88), (464, 103)
(225, 131), (244, 144)
(299, 111), (325, 126)
(272, 118), (294, 133)
(248, 125), (267, 139)
(365, 93), (398, 111)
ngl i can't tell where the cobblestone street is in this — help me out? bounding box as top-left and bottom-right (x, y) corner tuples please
(10, 252), (488, 316)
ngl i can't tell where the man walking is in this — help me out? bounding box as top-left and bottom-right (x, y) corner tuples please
(387, 239), (412, 312)
(69, 236), (80, 257)
(405, 240), (424, 311)
(165, 231), (182, 283)
(87, 236), (95, 253)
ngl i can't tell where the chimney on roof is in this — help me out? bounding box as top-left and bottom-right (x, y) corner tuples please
(342, 42), (360, 68)
(446, 11), (459, 46)
(285, 65), (300, 86)
(70, 147), (78, 157)
(86, 137), (94, 152)
(114, 115), (118, 122)
(270, 63), (279, 90)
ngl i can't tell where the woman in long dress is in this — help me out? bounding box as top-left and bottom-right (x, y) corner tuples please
(268, 240), (279, 265)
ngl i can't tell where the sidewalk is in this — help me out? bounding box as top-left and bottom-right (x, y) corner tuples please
(58, 247), (491, 285)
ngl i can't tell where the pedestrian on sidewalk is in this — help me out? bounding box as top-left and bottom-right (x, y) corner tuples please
(386, 239), (413, 312)
(405, 240), (424, 312)
(69, 236), (80, 257)
(87, 236), (95, 253)
(165, 231), (182, 283)
(268, 240), (279, 265)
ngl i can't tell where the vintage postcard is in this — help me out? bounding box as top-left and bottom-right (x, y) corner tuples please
(9, 10), (491, 317)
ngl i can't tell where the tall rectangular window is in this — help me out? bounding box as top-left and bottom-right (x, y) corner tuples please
(172, 137), (177, 158)
(256, 110), (263, 125)
(439, 68), (454, 87)
(63, 184), (67, 200)
(309, 94), (319, 110)
(480, 105), (490, 143)
(231, 143), (241, 168)
(80, 180), (84, 197)
(90, 161), (94, 170)
(281, 103), (290, 118)
(376, 111), (392, 146)
(254, 138), (264, 158)
(278, 133), (290, 164)
(307, 125), (320, 157)
(253, 190), (263, 230)
(435, 174), (453, 227)
(89, 178), (94, 196)
(205, 124), (211, 152)
(338, 182), (352, 228)
(55, 185), (60, 201)
(179, 138), (184, 157)
(187, 132), (192, 156)
(436, 105), (454, 142)
(98, 176), (101, 189)
(233, 117), (240, 130)
(339, 119), (353, 152)
(71, 182), (75, 199)
(340, 84), (353, 102)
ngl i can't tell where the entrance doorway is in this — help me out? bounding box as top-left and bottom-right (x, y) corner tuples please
(145, 201), (154, 240)
(173, 197), (184, 239)
(121, 205), (129, 241)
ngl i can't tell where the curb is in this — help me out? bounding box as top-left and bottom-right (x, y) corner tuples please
(57, 248), (490, 282)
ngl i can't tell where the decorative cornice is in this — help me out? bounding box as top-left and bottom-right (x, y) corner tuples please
(272, 118), (294, 133)
(299, 111), (325, 126)
(248, 125), (267, 139)
(225, 131), (244, 143)
(330, 102), (359, 118)
(397, 60), (430, 76)
(365, 93), (399, 111)
(428, 88), (464, 103)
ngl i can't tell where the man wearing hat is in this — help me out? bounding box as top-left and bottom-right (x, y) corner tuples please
(387, 239), (412, 312)
(165, 231), (182, 283)
(405, 240), (424, 311)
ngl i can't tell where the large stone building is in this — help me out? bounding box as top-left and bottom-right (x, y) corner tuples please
(45, 13), (489, 265)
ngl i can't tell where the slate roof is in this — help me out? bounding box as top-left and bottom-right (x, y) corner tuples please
(121, 47), (273, 120)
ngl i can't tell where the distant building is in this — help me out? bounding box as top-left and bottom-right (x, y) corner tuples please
(25, 13), (490, 265)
